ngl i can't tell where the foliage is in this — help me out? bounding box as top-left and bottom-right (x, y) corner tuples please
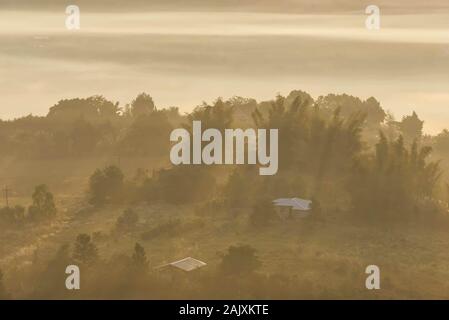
(399, 111), (424, 142)
(119, 111), (173, 156)
(132, 243), (149, 271)
(28, 185), (57, 221)
(348, 133), (441, 219)
(72, 233), (99, 266)
(89, 165), (124, 206)
(47, 95), (120, 120)
(143, 166), (216, 204)
(130, 93), (155, 117)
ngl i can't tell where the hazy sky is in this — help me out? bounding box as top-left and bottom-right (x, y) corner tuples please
(0, 3), (448, 134)
(2, 0), (449, 13)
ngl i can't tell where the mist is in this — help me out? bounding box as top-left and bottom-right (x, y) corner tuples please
(0, 10), (449, 133)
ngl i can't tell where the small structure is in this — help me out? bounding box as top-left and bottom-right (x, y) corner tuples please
(273, 197), (312, 219)
(157, 257), (207, 272)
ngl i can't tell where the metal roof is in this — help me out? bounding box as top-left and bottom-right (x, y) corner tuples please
(165, 257), (207, 272)
(273, 197), (312, 211)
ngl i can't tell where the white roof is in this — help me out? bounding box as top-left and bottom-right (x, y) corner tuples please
(166, 257), (207, 272)
(273, 198), (312, 211)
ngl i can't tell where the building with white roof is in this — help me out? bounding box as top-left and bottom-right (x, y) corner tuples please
(273, 197), (312, 219)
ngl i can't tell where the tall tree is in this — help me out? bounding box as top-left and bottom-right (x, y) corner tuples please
(131, 93), (155, 117)
(132, 243), (148, 271)
(400, 111), (424, 142)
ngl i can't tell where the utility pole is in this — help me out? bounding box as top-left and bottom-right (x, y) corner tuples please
(3, 185), (10, 208)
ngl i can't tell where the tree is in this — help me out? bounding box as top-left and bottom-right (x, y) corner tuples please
(119, 111), (172, 156)
(69, 118), (100, 155)
(73, 234), (98, 265)
(348, 133), (441, 220)
(47, 95), (120, 120)
(146, 166), (216, 204)
(364, 97), (386, 126)
(132, 243), (148, 271)
(316, 94), (385, 127)
(223, 168), (255, 208)
(399, 111), (423, 142)
(131, 93), (155, 117)
(28, 185), (57, 220)
(89, 165), (124, 206)
(433, 129), (449, 155)
(219, 245), (261, 276)
(252, 94), (309, 170)
(252, 94), (365, 186)
(187, 98), (234, 133)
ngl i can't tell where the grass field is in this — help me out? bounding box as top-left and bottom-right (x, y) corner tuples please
(2, 186), (449, 299)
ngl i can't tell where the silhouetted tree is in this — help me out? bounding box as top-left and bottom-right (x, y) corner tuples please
(132, 242), (148, 271)
(69, 118), (100, 155)
(433, 129), (449, 155)
(187, 98), (234, 133)
(399, 111), (423, 142)
(131, 93), (155, 117)
(28, 185), (57, 220)
(89, 166), (124, 206)
(348, 133), (441, 220)
(119, 111), (172, 156)
(73, 234), (98, 266)
(145, 166), (216, 204)
(47, 95), (119, 120)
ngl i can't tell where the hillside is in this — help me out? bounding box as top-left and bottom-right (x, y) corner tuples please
(1, 91), (449, 299)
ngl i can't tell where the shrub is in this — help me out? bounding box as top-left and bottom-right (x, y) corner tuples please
(88, 166), (124, 206)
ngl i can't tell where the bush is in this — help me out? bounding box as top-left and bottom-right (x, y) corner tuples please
(89, 166), (124, 206)
(143, 166), (216, 204)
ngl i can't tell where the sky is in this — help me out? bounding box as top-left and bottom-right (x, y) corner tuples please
(0, 2), (448, 134)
